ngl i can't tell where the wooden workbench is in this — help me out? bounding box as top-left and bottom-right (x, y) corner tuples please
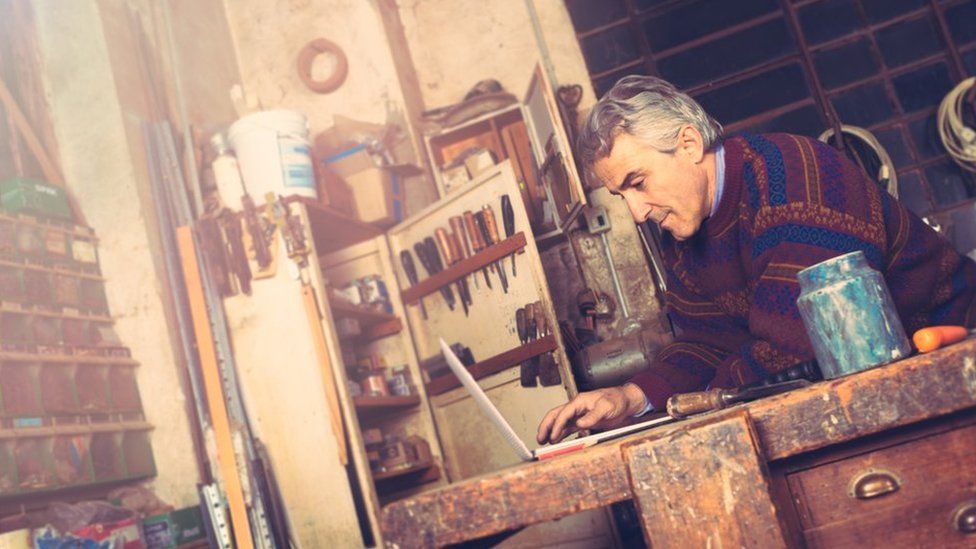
(381, 338), (976, 547)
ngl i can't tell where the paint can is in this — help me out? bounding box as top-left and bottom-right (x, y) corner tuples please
(227, 110), (317, 201)
(796, 250), (910, 379)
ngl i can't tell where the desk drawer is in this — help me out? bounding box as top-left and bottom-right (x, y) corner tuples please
(786, 422), (976, 546)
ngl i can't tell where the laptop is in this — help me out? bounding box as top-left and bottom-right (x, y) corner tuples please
(439, 338), (675, 461)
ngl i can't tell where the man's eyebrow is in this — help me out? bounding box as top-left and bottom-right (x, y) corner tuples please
(609, 171), (639, 196)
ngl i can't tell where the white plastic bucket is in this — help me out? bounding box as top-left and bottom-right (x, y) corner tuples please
(227, 110), (317, 202)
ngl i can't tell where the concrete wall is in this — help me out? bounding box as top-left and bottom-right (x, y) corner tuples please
(31, 0), (201, 507)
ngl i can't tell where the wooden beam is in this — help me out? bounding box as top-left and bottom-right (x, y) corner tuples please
(176, 226), (254, 549)
(425, 334), (557, 396)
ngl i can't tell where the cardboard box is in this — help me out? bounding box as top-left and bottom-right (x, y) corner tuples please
(141, 506), (205, 549)
(463, 149), (496, 179)
(323, 146), (404, 227)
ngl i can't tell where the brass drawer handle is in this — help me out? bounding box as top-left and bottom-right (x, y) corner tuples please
(850, 470), (900, 500)
(953, 501), (976, 534)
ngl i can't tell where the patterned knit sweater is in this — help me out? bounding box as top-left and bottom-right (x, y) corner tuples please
(631, 133), (976, 409)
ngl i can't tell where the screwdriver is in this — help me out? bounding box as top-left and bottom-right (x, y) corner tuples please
(479, 206), (509, 293)
(432, 231), (469, 316)
(445, 228), (473, 310)
(414, 240), (455, 311)
(449, 216), (477, 290)
(399, 250), (426, 319)
(516, 307), (536, 387)
(666, 379), (811, 419)
(913, 325), (974, 353)
(501, 194), (517, 277)
(464, 210), (492, 289)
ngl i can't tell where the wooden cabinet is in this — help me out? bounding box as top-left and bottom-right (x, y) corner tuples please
(300, 163), (617, 546)
(424, 65), (587, 242)
(778, 413), (976, 547)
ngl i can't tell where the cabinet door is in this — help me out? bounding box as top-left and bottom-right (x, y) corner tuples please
(386, 162), (577, 480)
(522, 63), (588, 234)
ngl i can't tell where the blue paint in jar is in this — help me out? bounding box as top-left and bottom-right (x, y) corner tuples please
(796, 250), (910, 379)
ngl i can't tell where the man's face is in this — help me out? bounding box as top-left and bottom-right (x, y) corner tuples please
(594, 130), (710, 241)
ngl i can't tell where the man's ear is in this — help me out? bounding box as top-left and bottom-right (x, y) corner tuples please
(677, 125), (705, 163)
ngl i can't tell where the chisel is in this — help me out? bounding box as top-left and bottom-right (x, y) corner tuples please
(478, 207), (508, 293)
(501, 194), (516, 277)
(450, 216), (478, 290)
(464, 210), (492, 289)
(666, 379), (811, 419)
(399, 250), (426, 319)
(414, 241), (455, 311)
(431, 233), (468, 316)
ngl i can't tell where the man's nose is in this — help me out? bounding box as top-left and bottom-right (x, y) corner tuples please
(623, 193), (648, 223)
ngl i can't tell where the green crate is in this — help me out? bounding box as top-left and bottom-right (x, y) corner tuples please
(142, 506), (205, 549)
(0, 178), (72, 221)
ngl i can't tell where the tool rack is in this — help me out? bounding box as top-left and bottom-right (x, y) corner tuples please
(0, 211), (155, 503)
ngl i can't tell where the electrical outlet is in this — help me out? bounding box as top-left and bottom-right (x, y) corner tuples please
(584, 205), (611, 235)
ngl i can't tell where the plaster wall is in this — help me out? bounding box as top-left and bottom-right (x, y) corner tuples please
(30, 0), (200, 507)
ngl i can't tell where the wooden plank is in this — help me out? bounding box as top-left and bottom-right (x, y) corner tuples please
(425, 334), (557, 396)
(623, 409), (789, 548)
(353, 395), (420, 409)
(302, 284), (349, 467)
(175, 226), (253, 549)
(400, 232), (526, 304)
(380, 441), (630, 548)
(748, 338), (976, 460)
(287, 196), (381, 255)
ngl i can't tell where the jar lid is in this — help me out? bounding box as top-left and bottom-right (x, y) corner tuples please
(797, 250), (870, 288)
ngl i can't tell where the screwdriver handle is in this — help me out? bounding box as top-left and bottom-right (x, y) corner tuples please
(666, 388), (729, 419)
(434, 228), (454, 265)
(913, 325), (970, 353)
(450, 216), (471, 259)
(399, 250), (426, 319)
(532, 301), (547, 336)
(464, 211), (485, 251)
(482, 205), (501, 245)
(501, 195), (515, 238)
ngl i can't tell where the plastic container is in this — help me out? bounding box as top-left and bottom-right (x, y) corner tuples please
(14, 437), (55, 491)
(40, 364), (77, 415)
(0, 440), (17, 495)
(797, 251), (910, 379)
(23, 270), (52, 307)
(122, 430), (155, 478)
(52, 434), (92, 486)
(90, 432), (124, 481)
(0, 362), (41, 418)
(109, 366), (141, 411)
(210, 133), (247, 211)
(76, 364), (110, 413)
(227, 110), (317, 202)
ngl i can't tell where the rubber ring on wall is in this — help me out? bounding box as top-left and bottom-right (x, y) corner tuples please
(297, 38), (348, 94)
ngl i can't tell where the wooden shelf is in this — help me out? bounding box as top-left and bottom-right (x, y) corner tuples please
(353, 394), (420, 410)
(0, 352), (137, 366)
(426, 334), (558, 396)
(329, 300), (399, 329)
(0, 305), (112, 323)
(0, 258), (104, 281)
(287, 196), (382, 255)
(400, 232), (527, 304)
(373, 460), (437, 482)
(0, 211), (97, 240)
(339, 318), (403, 344)
(0, 420), (152, 440)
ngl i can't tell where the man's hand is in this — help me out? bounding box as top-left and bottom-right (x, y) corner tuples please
(536, 383), (648, 444)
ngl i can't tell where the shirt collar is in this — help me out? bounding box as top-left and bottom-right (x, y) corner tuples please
(709, 143), (726, 218)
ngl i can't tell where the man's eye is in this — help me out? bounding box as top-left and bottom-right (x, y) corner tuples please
(634, 180), (646, 190)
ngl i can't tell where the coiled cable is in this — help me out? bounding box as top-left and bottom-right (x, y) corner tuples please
(937, 76), (976, 173)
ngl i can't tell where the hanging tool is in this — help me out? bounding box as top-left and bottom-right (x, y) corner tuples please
(516, 307), (536, 387)
(501, 195), (517, 278)
(666, 379), (811, 419)
(426, 236), (467, 316)
(478, 207), (509, 293)
(583, 205), (629, 318)
(434, 228), (470, 315)
(913, 326), (974, 353)
(414, 241), (455, 311)
(464, 210), (492, 289)
(242, 193), (273, 269)
(449, 230), (475, 298)
(450, 216), (478, 290)
(399, 250), (427, 319)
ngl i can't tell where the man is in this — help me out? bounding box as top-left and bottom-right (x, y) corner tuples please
(537, 75), (976, 445)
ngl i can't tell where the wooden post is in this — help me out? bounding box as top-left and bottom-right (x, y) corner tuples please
(176, 226), (254, 549)
(623, 409), (789, 548)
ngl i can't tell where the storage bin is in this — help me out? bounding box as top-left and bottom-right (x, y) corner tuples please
(0, 178), (72, 221)
(78, 279), (108, 315)
(52, 275), (79, 309)
(69, 234), (99, 274)
(43, 229), (71, 267)
(0, 440), (17, 495)
(22, 270), (52, 308)
(0, 313), (31, 351)
(122, 430), (155, 478)
(61, 318), (89, 347)
(52, 434), (92, 486)
(0, 363), (41, 418)
(30, 316), (62, 348)
(0, 266), (24, 303)
(76, 364), (110, 413)
(40, 364), (77, 415)
(14, 225), (44, 260)
(14, 437), (55, 491)
(90, 432), (123, 482)
(0, 219), (15, 260)
(109, 367), (141, 411)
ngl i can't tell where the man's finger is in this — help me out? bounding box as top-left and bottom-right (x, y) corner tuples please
(576, 398), (614, 429)
(548, 397), (591, 443)
(536, 405), (565, 444)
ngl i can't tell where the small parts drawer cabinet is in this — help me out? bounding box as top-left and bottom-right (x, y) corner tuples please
(783, 418), (976, 548)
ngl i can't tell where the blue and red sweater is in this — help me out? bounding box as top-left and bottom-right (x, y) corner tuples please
(631, 133), (976, 409)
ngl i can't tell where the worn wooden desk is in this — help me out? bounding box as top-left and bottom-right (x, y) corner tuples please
(382, 339), (976, 548)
